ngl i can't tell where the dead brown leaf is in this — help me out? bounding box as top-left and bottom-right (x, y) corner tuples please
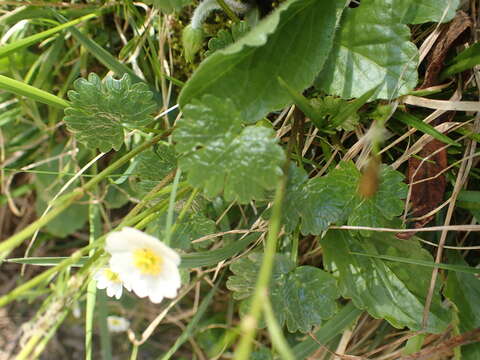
(397, 138), (448, 240)
(399, 328), (480, 360)
(420, 11), (472, 89)
(398, 12), (471, 238)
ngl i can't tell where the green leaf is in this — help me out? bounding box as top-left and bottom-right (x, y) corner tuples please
(134, 143), (177, 193)
(309, 95), (360, 131)
(252, 347), (273, 360)
(64, 73), (157, 152)
(352, 252), (480, 274)
(227, 253), (294, 300)
(348, 164), (407, 235)
(227, 253), (340, 333)
(205, 21), (251, 57)
(277, 77), (329, 130)
(34, 145), (88, 238)
(147, 0), (192, 12)
(172, 213), (216, 250)
(104, 183), (130, 209)
(283, 162), (406, 235)
(316, 0), (418, 100)
(394, 111), (460, 147)
(299, 161), (359, 234)
(456, 190), (480, 211)
(282, 164), (308, 232)
(173, 95), (285, 203)
(36, 199), (88, 238)
(321, 230), (450, 333)
(180, 233), (258, 268)
(441, 42), (480, 80)
(291, 302), (362, 359)
(282, 266), (340, 332)
(179, 0), (347, 122)
(393, 0), (460, 24)
(329, 85), (379, 129)
(445, 251), (480, 359)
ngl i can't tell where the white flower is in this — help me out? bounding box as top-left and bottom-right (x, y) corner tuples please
(107, 316), (130, 333)
(72, 302), (81, 319)
(105, 227), (181, 304)
(93, 267), (125, 299)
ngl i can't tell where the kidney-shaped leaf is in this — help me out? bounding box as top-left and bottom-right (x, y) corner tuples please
(179, 0), (347, 122)
(393, 0), (460, 24)
(316, 0), (418, 100)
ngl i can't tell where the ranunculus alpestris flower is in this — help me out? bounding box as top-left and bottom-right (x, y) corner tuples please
(93, 267), (125, 299)
(105, 227), (181, 304)
(107, 315), (130, 333)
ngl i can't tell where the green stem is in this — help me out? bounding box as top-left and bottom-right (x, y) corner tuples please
(216, 0), (240, 22)
(86, 164), (100, 360)
(0, 132), (169, 261)
(164, 169), (182, 246)
(168, 188), (199, 237)
(125, 187), (190, 230)
(117, 170), (177, 226)
(263, 297), (295, 360)
(233, 175), (287, 360)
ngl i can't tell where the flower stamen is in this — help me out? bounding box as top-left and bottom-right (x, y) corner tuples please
(104, 268), (121, 283)
(133, 248), (163, 275)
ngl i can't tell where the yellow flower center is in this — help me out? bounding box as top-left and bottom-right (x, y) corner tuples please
(133, 248), (163, 275)
(104, 269), (121, 283)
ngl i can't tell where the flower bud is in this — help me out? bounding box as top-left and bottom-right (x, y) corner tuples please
(182, 24), (205, 63)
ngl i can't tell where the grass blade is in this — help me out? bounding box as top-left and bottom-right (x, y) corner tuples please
(395, 111), (460, 147)
(0, 13), (98, 59)
(329, 85), (379, 128)
(351, 251), (480, 274)
(440, 42), (480, 80)
(0, 74), (69, 108)
(159, 274), (222, 360)
(263, 297), (295, 360)
(277, 76), (326, 128)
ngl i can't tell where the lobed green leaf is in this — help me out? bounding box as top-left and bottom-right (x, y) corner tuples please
(284, 161), (407, 235)
(348, 164), (408, 235)
(134, 143), (177, 193)
(64, 73), (157, 152)
(173, 95), (285, 203)
(227, 253), (340, 333)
